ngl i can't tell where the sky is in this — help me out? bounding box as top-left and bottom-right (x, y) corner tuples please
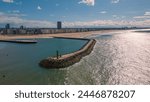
(0, 0), (150, 28)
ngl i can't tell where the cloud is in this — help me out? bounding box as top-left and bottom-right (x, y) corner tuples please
(0, 12), (55, 28)
(37, 6), (42, 10)
(144, 12), (150, 16)
(0, 12), (150, 28)
(111, 0), (120, 4)
(0, 11), (26, 17)
(56, 3), (60, 6)
(0, 15), (55, 28)
(133, 16), (150, 19)
(50, 14), (55, 17)
(78, 0), (95, 6)
(100, 11), (107, 14)
(112, 15), (118, 18)
(2, 0), (14, 3)
(15, 1), (22, 5)
(13, 10), (20, 13)
(63, 20), (150, 28)
(10, 10), (20, 13)
(134, 11), (150, 19)
(0, 12), (4, 15)
(112, 15), (126, 19)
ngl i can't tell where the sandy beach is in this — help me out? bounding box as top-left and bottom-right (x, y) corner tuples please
(0, 30), (122, 40)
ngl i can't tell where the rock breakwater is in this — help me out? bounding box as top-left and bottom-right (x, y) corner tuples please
(39, 38), (96, 69)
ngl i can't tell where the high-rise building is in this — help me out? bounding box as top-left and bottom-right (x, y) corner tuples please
(57, 21), (62, 29)
(20, 25), (24, 29)
(5, 24), (10, 29)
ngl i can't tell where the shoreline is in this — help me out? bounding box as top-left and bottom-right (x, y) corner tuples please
(0, 30), (123, 40)
(0, 30), (122, 69)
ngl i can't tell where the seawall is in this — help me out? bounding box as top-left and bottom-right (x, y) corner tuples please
(53, 37), (92, 41)
(39, 38), (96, 69)
(0, 39), (37, 44)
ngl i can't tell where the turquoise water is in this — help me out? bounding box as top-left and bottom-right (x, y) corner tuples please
(0, 38), (88, 84)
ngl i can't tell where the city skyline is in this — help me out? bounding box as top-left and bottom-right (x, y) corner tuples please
(0, 0), (150, 28)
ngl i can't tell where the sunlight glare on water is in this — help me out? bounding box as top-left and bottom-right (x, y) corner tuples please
(65, 30), (150, 85)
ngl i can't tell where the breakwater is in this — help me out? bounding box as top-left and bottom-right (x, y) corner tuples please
(39, 38), (96, 69)
(53, 37), (90, 40)
(0, 40), (37, 44)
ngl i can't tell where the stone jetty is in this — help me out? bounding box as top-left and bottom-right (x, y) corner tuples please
(39, 38), (96, 69)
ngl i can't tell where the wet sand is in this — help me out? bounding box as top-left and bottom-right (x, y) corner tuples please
(0, 30), (122, 40)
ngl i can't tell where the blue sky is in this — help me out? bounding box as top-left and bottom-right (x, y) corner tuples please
(0, 0), (150, 28)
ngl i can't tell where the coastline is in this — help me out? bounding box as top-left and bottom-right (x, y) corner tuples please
(0, 30), (122, 39)
(0, 30), (122, 69)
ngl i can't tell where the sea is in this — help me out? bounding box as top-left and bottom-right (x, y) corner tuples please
(0, 29), (150, 85)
